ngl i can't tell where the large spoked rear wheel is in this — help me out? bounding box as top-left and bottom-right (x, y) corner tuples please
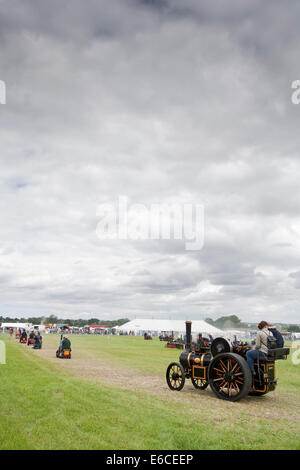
(166, 362), (185, 391)
(208, 353), (252, 401)
(191, 377), (209, 390)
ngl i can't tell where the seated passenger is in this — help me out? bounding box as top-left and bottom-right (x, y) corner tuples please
(61, 335), (71, 350)
(33, 333), (42, 349)
(19, 329), (27, 342)
(27, 331), (35, 345)
(246, 321), (273, 376)
(197, 333), (205, 348)
(267, 323), (284, 348)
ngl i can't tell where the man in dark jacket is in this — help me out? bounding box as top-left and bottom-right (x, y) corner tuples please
(33, 333), (42, 349)
(268, 323), (284, 347)
(27, 331), (35, 345)
(19, 329), (27, 343)
(197, 333), (205, 348)
(61, 335), (71, 350)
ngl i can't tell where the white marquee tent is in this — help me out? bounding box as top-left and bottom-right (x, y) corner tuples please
(0, 322), (46, 332)
(0, 322), (32, 332)
(116, 319), (224, 337)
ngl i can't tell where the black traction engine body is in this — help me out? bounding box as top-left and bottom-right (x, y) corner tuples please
(166, 321), (289, 401)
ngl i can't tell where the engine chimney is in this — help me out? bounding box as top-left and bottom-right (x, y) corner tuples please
(185, 321), (192, 350)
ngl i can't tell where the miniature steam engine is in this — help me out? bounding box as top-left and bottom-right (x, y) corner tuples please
(165, 339), (184, 350)
(166, 321), (290, 401)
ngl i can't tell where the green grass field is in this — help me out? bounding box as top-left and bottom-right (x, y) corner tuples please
(0, 334), (299, 450)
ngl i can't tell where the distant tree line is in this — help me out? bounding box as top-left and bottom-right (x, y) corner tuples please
(0, 315), (129, 328)
(205, 315), (247, 329)
(1, 314), (299, 332)
(205, 315), (300, 332)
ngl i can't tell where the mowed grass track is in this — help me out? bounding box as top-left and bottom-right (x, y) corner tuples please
(0, 334), (299, 450)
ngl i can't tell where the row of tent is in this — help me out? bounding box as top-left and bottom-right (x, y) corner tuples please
(114, 319), (224, 336)
(0, 319), (224, 337)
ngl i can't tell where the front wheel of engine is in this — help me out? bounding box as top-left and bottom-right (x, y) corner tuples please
(166, 362), (185, 391)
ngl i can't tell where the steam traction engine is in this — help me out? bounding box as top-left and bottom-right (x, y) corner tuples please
(166, 321), (290, 402)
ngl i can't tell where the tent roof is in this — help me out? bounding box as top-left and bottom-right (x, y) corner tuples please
(116, 319), (223, 336)
(1, 322), (32, 329)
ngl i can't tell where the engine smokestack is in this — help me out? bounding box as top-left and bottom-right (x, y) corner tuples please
(185, 321), (192, 350)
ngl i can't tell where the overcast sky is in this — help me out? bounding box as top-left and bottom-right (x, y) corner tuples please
(1, 0), (300, 323)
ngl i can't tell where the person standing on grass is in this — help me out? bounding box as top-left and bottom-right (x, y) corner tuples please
(246, 321), (274, 376)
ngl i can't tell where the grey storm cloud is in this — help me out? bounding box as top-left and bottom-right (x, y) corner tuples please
(0, 0), (300, 322)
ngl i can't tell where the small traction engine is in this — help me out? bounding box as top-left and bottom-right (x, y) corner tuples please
(166, 321), (289, 401)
